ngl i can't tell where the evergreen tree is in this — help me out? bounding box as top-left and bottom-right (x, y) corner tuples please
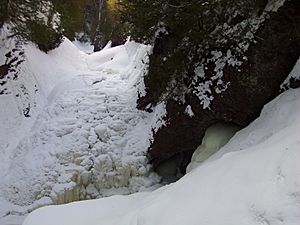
(118, 0), (267, 102)
(118, 0), (166, 42)
(52, 0), (88, 40)
(94, 0), (125, 50)
(8, 0), (63, 52)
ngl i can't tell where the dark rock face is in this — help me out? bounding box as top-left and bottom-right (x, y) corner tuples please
(0, 64), (9, 79)
(141, 1), (300, 173)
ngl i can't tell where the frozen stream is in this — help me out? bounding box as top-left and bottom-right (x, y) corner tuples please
(0, 39), (166, 225)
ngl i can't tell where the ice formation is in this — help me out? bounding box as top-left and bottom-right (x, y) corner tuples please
(186, 123), (240, 173)
(0, 31), (166, 224)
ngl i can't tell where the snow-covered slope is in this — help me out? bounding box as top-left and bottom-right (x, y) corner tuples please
(0, 32), (166, 224)
(24, 87), (300, 225)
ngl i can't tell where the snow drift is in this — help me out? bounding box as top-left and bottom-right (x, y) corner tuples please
(24, 87), (300, 225)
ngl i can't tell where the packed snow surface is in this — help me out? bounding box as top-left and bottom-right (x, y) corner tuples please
(24, 88), (300, 225)
(0, 33), (166, 225)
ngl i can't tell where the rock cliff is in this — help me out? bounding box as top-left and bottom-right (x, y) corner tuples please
(138, 0), (300, 173)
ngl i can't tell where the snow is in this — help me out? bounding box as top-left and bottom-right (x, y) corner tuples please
(184, 105), (194, 117)
(155, 21), (169, 38)
(24, 87), (300, 225)
(72, 39), (94, 54)
(0, 29), (166, 224)
(191, 49), (243, 109)
(265, 0), (286, 12)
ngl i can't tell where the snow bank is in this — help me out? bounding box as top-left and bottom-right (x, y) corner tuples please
(24, 87), (300, 225)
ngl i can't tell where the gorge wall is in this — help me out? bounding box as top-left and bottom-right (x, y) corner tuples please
(137, 0), (300, 173)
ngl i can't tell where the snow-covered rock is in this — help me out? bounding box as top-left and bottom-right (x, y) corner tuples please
(24, 87), (300, 225)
